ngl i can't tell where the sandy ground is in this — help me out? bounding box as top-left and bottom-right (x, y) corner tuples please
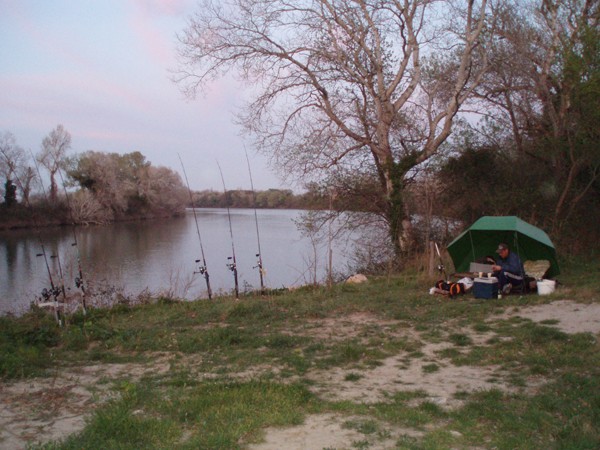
(246, 413), (420, 450)
(1, 300), (599, 449)
(493, 300), (600, 334)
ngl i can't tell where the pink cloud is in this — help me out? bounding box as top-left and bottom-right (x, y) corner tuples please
(126, 0), (195, 65)
(129, 13), (174, 65)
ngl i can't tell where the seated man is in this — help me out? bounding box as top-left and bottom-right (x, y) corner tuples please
(492, 243), (524, 294)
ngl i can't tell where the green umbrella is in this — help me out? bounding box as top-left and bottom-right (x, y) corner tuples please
(447, 216), (559, 278)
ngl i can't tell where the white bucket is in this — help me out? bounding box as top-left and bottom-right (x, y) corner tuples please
(537, 279), (556, 296)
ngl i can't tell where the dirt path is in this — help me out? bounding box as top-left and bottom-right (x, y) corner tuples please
(1, 300), (599, 449)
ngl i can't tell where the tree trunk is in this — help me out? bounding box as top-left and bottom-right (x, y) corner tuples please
(384, 156), (418, 259)
(49, 172), (58, 202)
(428, 241), (436, 277)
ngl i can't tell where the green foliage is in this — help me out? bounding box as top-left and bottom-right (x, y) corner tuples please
(438, 4), (600, 254)
(3, 178), (17, 207)
(0, 309), (59, 378)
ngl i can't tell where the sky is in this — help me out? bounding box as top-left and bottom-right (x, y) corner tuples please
(0, 0), (286, 192)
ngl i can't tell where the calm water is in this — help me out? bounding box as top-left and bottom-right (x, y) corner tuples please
(0, 209), (356, 315)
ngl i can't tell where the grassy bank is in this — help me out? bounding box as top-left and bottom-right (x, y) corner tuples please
(1, 260), (599, 449)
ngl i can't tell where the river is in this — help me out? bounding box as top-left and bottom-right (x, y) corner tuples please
(0, 208), (357, 315)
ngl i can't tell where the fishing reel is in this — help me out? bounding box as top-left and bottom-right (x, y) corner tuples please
(194, 259), (207, 275)
(40, 286), (61, 301)
(41, 288), (52, 301)
(226, 256), (236, 272)
(194, 259), (206, 275)
(253, 253), (262, 270)
(437, 263), (446, 274)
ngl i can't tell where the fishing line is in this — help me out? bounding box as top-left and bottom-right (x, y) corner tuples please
(244, 148), (265, 294)
(216, 160), (239, 299)
(55, 164), (87, 314)
(30, 151), (70, 318)
(178, 154), (212, 300)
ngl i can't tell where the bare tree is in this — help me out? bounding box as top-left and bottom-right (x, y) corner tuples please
(176, 0), (495, 256)
(18, 166), (36, 205)
(0, 131), (24, 180)
(69, 150), (188, 219)
(69, 151), (130, 215)
(0, 131), (28, 204)
(38, 124), (72, 202)
(70, 190), (112, 225)
(138, 166), (188, 214)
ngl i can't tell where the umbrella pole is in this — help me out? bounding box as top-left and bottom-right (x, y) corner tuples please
(469, 232), (476, 263)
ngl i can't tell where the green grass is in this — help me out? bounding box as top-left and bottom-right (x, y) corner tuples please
(5, 259), (600, 449)
(38, 380), (314, 449)
(448, 333), (473, 346)
(422, 363), (440, 373)
(450, 373), (600, 449)
(345, 372), (363, 382)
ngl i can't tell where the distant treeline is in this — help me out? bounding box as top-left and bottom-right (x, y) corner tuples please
(1, 147), (191, 229)
(190, 188), (329, 210)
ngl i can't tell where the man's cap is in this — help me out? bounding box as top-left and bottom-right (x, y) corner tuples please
(496, 243), (509, 253)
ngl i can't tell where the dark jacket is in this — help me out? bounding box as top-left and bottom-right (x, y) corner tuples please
(496, 251), (524, 276)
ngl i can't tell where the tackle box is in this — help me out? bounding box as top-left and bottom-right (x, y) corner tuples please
(473, 277), (499, 299)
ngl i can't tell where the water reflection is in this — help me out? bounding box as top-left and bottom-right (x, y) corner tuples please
(0, 209), (353, 315)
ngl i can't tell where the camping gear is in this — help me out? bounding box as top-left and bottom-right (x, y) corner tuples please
(473, 277), (499, 299)
(469, 262), (494, 275)
(447, 216), (559, 278)
(523, 260), (551, 280)
(430, 277), (472, 298)
(537, 279), (556, 296)
(436, 279), (467, 297)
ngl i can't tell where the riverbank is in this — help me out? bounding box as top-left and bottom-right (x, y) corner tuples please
(1, 208), (345, 316)
(1, 261), (599, 449)
(0, 203), (186, 231)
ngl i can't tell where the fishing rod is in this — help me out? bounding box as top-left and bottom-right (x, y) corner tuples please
(0, 149), (63, 325)
(244, 148), (265, 294)
(178, 154), (212, 300)
(216, 161), (239, 299)
(54, 163), (88, 314)
(30, 151), (70, 319)
(434, 242), (449, 282)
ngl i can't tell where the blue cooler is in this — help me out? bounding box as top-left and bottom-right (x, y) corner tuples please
(473, 277), (499, 299)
